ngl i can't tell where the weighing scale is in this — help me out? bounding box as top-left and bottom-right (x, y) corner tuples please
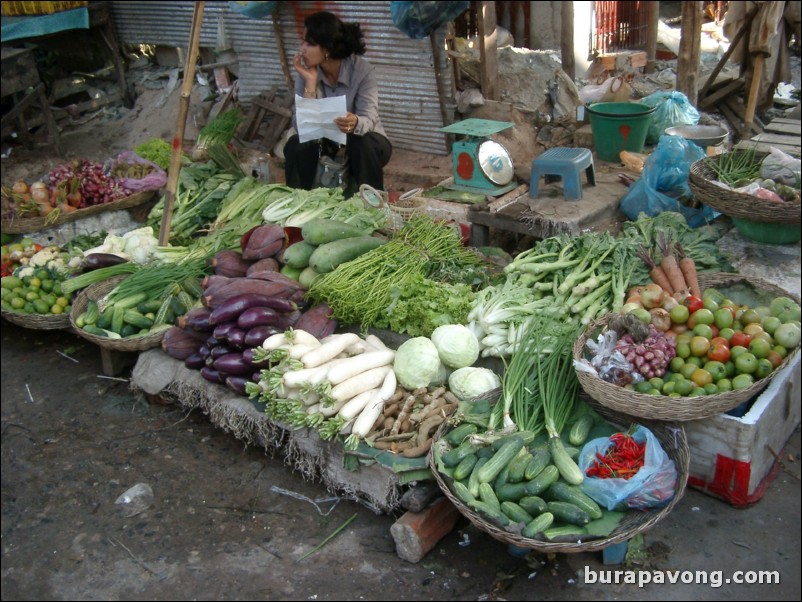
(439, 118), (518, 196)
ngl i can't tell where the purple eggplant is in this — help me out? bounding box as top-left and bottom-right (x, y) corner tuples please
(243, 325), (281, 348)
(225, 376), (250, 395)
(184, 352), (206, 370)
(210, 345), (236, 360)
(178, 307), (214, 332)
(200, 366), (225, 384)
(209, 293), (291, 325)
(205, 335), (222, 348)
(226, 327), (247, 349)
(213, 353), (253, 376)
(237, 306), (291, 330)
(80, 253), (129, 272)
(213, 321), (237, 340)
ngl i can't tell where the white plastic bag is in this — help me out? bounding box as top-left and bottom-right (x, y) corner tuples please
(760, 147), (801, 185)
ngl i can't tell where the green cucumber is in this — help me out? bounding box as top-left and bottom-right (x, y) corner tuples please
(453, 453), (478, 481)
(522, 512), (554, 538)
(451, 480), (475, 505)
(517, 495), (548, 516)
(507, 450), (533, 484)
(282, 240), (317, 269)
(549, 436), (584, 485)
(477, 436), (525, 484)
(543, 481), (603, 520)
(569, 414), (594, 446)
(494, 482), (529, 503)
(543, 525), (588, 540)
(83, 300), (99, 325)
(301, 218), (370, 245)
(446, 423), (478, 446)
(501, 501), (533, 525)
(123, 309), (153, 330)
(524, 448), (551, 480)
(478, 482), (501, 514)
(110, 305), (125, 334)
(280, 264), (304, 281)
(442, 439), (477, 467)
(468, 456), (490, 497)
(524, 465), (559, 496)
(546, 501), (591, 526)
(308, 236), (387, 273)
(467, 500), (509, 525)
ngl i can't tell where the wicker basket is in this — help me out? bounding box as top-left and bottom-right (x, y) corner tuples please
(1, 190), (156, 235)
(689, 154), (801, 224)
(69, 275), (167, 352)
(2, 308), (70, 330)
(573, 273), (801, 422)
(428, 402), (689, 554)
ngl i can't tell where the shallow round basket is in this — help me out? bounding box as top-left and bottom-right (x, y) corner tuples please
(688, 153), (801, 224)
(427, 403), (689, 554)
(573, 273), (801, 422)
(69, 275), (166, 352)
(2, 308), (70, 330)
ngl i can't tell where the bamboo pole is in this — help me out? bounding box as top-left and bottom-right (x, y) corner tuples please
(644, 1), (659, 74)
(478, 1), (498, 101)
(159, 1), (205, 246)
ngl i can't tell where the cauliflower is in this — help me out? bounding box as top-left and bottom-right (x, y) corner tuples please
(16, 266), (35, 278)
(29, 246), (61, 267)
(26, 246), (70, 275)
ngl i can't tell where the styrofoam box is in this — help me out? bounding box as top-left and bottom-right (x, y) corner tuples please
(686, 352), (801, 507)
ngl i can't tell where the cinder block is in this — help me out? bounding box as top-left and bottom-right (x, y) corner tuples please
(574, 123), (594, 150)
(391, 496), (461, 563)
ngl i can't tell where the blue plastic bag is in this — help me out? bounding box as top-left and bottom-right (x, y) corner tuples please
(578, 425), (678, 511)
(642, 91), (700, 145)
(619, 135), (719, 228)
(390, 1), (469, 39)
(228, 1), (279, 19)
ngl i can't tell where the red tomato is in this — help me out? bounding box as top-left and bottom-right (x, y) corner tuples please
(730, 331), (752, 349)
(707, 343), (731, 363)
(710, 337), (730, 348)
(683, 295), (704, 314)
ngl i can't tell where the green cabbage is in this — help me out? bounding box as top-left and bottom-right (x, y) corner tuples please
(393, 337), (443, 389)
(448, 367), (501, 401)
(430, 324), (479, 369)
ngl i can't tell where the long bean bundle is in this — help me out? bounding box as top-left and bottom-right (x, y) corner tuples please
(307, 216), (481, 328)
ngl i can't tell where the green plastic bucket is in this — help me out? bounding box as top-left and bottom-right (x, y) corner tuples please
(587, 102), (657, 162)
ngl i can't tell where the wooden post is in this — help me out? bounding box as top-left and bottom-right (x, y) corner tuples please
(742, 53), (766, 139)
(430, 29), (454, 149)
(561, 0), (575, 81)
(676, 1), (703, 107)
(644, 1), (659, 74)
(159, 2), (205, 246)
(478, 1), (498, 101)
(272, 12), (294, 93)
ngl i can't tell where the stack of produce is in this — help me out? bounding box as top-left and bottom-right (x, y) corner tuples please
(1, 244), (83, 317)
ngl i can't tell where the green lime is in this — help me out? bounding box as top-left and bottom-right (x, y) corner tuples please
(634, 381), (652, 394)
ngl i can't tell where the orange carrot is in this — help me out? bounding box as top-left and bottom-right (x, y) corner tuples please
(636, 245), (673, 296)
(657, 233), (687, 294)
(675, 243), (702, 298)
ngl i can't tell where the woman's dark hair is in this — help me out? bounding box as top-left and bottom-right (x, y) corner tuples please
(304, 11), (366, 58)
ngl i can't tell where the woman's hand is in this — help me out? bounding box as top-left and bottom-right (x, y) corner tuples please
(293, 53), (317, 88)
(335, 113), (358, 134)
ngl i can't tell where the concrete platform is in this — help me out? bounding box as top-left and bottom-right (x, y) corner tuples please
(467, 155), (629, 245)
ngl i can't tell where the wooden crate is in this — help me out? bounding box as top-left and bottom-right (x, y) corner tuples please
(685, 352), (801, 507)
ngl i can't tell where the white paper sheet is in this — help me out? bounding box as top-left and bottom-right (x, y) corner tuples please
(295, 94), (347, 145)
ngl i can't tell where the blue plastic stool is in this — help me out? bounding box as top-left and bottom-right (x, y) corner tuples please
(529, 148), (596, 200)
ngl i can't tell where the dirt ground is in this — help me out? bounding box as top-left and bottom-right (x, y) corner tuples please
(2, 62), (801, 602)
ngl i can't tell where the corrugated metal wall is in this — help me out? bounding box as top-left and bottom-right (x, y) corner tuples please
(110, 1), (452, 154)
